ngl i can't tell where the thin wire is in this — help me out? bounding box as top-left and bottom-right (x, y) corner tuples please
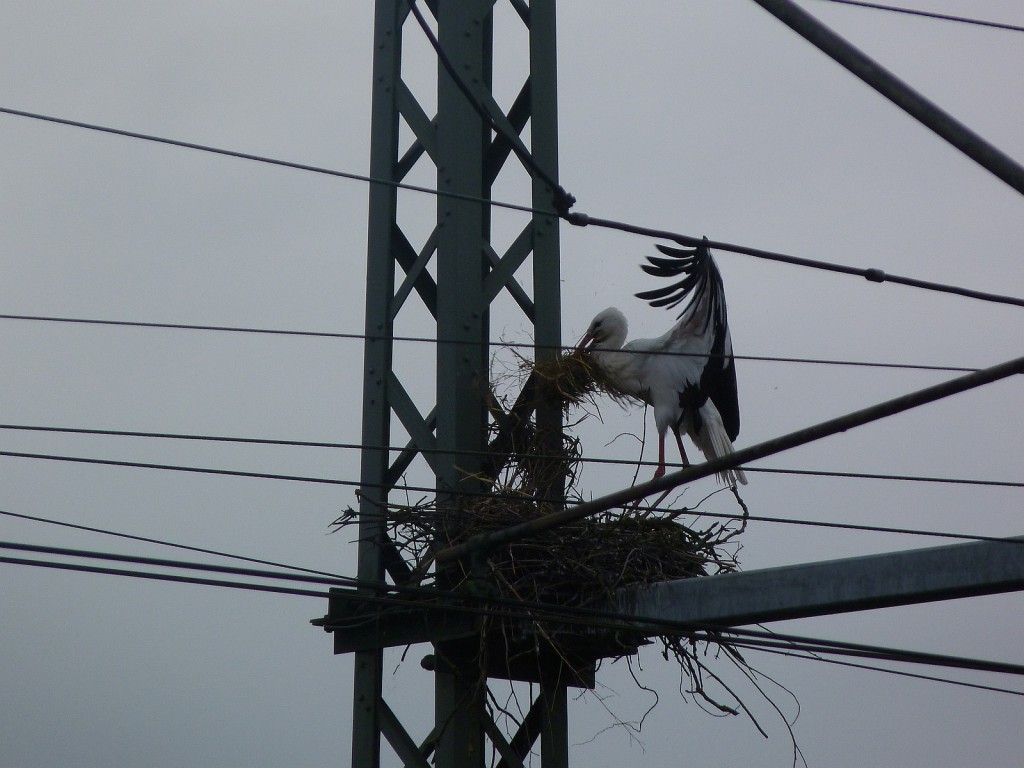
(564, 214), (1024, 308)
(1, 422), (1021, 491)
(0, 448), (364, 488)
(2, 106), (1021, 309)
(814, 0), (1024, 33)
(0, 311), (364, 341)
(673, 507), (1024, 545)
(752, 644), (1024, 698)
(0, 311), (982, 374)
(0, 508), (350, 580)
(0, 554), (330, 599)
(6, 542), (1024, 683)
(3, 446), (1021, 546)
(0, 423), (366, 451)
(713, 632), (1024, 677)
(4, 527), (1024, 691)
(744, 465), (1024, 489)
(0, 106), (537, 217)
(0, 539), (356, 589)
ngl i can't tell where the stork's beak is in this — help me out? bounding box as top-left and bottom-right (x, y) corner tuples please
(575, 331), (596, 351)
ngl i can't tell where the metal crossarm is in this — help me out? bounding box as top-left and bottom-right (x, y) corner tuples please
(619, 536), (1024, 627)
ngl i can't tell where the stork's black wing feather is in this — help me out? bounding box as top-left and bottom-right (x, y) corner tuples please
(636, 247), (703, 311)
(702, 324), (740, 441)
(636, 237), (741, 440)
(635, 239), (718, 328)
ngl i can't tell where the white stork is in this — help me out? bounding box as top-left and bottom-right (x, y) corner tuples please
(577, 239), (747, 487)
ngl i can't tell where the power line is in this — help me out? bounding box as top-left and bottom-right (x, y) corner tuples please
(6, 538), (1024, 685)
(752, 0), (1024, 200)
(0, 311), (984, 374)
(565, 214), (1024, 308)
(744, 465), (1024, 489)
(752, 645), (1024, 698)
(3, 107), (1022, 309)
(409, 0), (1024, 307)
(3, 446), (1022, 546)
(0, 448), (364, 488)
(0, 553), (330, 599)
(0, 106), (537, 217)
(814, 0), (1024, 33)
(0, 508), (351, 581)
(2, 509), (1021, 698)
(0, 539), (356, 589)
(319, 577), (1024, 682)
(711, 626), (1024, 678)
(1, 422), (1021, 491)
(671, 507), (1024, 546)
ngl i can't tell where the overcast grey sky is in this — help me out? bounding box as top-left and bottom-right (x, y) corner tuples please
(1, 1), (1022, 766)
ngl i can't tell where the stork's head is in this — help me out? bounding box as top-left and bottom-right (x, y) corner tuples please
(577, 307), (628, 351)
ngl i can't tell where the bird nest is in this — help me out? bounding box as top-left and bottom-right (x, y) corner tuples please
(334, 349), (746, 648)
(332, 353), (801, 752)
(354, 468), (744, 611)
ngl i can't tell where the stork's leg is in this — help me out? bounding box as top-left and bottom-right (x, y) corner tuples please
(673, 426), (690, 467)
(653, 432), (667, 480)
(630, 428), (688, 518)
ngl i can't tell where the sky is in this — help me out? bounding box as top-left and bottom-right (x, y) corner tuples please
(1, 1), (1022, 766)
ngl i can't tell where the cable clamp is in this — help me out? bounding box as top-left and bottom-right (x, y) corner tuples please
(864, 268), (887, 283)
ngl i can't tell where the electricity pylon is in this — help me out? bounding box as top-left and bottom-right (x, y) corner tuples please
(328, 2), (568, 766)
(315, 2), (1024, 766)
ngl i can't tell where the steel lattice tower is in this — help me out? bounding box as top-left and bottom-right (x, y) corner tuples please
(340, 2), (567, 766)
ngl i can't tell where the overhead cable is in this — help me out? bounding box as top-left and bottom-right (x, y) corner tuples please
(2, 423), (1021, 491)
(749, 0), (1024, 198)
(4, 448), (1022, 546)
(0, 448), (365, 488)
(0, 311), (986, 372)
(6, 540), (1024, 683)
(2, 107), (1021, 309)
(0, 554), (329, 599)
(753, 645), (1024, 698)
(0, 106), (535, 217)
(0, 539), (356, 589)
(0, 508), (350, 580)
(814, 0), (1024, 33)
(562, 216), (1024, 308)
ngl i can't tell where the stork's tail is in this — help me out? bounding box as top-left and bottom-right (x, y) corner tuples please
(694, 402), (748, 487)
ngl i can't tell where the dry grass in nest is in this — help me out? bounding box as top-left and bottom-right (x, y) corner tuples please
(345, 489), (742, 611)
(529, 348), (636, 410)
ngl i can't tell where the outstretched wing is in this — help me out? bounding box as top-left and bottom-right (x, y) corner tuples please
(635, 238), (740, 440)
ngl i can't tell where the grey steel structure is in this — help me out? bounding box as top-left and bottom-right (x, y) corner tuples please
(348, 2), (565, 766)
